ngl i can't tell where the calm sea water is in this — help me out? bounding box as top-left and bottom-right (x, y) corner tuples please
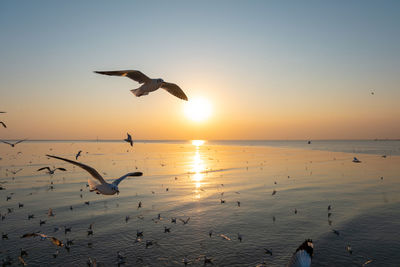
(1, 140), (399, 266)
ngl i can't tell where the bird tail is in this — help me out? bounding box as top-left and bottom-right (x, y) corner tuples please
(130, 88), (148, 97)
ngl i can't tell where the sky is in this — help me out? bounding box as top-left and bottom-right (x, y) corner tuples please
(0, 0), (399, 140)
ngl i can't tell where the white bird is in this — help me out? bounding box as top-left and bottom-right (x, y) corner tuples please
(94, 70), (188, 101)
(287, 239), (313, 267)
(46, 155), (143, 195)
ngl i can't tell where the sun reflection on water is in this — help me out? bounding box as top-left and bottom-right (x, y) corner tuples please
(191, 140), (206, 194)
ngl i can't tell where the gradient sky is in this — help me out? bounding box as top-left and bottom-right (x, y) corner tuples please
(1, 0), (399, 140)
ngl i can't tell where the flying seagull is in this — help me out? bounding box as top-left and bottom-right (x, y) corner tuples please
(1, 139), (27, 147)
(0, 122), (6, 128)
(94, 70), (188, 101)
(46, 155), (143, 195)
(124, 133), (133, 146)
(287, 239), (314, 267)
(37, 167), (67, 175)
(75, 150), (82, 160)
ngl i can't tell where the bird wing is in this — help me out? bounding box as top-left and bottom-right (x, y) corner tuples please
(14, 139), (28, 145)
(161, 82), (188, 101)
(1, 140), (12, 145)
(0, 122), (6, 128)
(112, 172), (143, 186)
(127, 133), (132, 140)
(37, 167), (51, 172)
(56, 167), (67, 171)
(94, 70), (150, 84)
(46, 155), (107, 185)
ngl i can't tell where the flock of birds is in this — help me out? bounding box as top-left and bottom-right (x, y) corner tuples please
(0, 72), (382, 266)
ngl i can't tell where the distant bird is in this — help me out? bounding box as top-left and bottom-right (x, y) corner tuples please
(352, 157), (361, 163)
(264, 248), (273, 255)
(332, 229), (340, 236)
(40, 220), (46, 226)
(125, 216), (130, 223)
(20, 248), (28, 257)
(346, 244), (352, 255)
(220, 234), (231, 241)
(164, 226), (170, 233)
(307, 141), (311, 144)
(19, 203), (24, 208)
(7, 168), (23, 175)
(209, 230), (213, 238)
(179, 217), (190, 225)
(21, 233), (64, 247)
(287, 239), (313, 267)
(46, 155), (143, 195)
(1, 139), (27, 147)
(37, 166), (66, 175)
(328, 205), (331, 211)
(362, 260), (373, 266)
(48, 208), (55, 217)
(94, 70), (188, 101)
(75, 150), (82, 160)
(237, 201), (241, 207)
(272, 189), (277, 196)
(0, 122), (6, 128)
(171, 217), (176, 223)
(124, 133), (133, 146)
(237, 233), (243, 242)
(204, 256), (213, 264)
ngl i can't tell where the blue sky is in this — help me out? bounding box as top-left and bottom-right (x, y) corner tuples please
(1, 1), (399, 139)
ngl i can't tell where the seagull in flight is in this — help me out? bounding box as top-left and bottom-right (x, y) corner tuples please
(94, 70), (188, 101)
(37, 167), (67, 175)
(1, 139), (27, 147)
(287, 239), (313, 267)
(0, 122), (6, 128)
(75, 150), (82, 160)
(46, 155), (143, 195)
(124, 133), (133, 146)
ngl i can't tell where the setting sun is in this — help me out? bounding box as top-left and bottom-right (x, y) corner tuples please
(184, 97), (212, 122)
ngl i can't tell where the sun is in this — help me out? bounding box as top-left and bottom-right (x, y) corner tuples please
(184, 97), (212, 122)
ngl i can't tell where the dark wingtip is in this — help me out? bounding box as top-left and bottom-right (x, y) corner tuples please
(132, 172), (143, 176)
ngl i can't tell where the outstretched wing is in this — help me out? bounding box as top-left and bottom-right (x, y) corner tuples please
(0, 122), (6, 128)
(161, 82), (188, 101)
(112, 172), (143, 186)
(46, 155), (107, 185)
(14, 139), (28, 145)
(56, 167), (67, 171)
(94, 70), (150, 84)
(1, 140), (12, 145)
(37, 167), (51, 172)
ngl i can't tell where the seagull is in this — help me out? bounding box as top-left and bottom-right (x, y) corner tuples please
(0, 122), (6, 128)
(46, 155), (143, 195)
(179, 217), (190, 225)
(37, 166), (67, 175)
(75, 150), (82, 160)
(1, 139), (27, 147)
(287, 239), (313, 267)
(352, 157), (361, 163)
(7, 168), (23, 175)
(124, 133), (133, 146)
(94, 70), (188, 101)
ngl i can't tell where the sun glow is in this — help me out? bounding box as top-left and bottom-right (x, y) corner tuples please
(184, 97), (212, 122)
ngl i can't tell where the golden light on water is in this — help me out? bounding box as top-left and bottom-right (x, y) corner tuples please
(184, 97), (212, 122)
(190, 140), (206, 191)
